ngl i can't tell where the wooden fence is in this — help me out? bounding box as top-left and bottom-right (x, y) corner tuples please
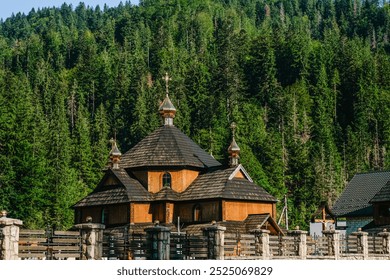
(18, 229), (82, 260)
(6, 224), (390, 260)
(170, 233), (208, 259)
(102, 228), (149, 260)
(101, 228), (209, 260)
(224, 232), (256, 259)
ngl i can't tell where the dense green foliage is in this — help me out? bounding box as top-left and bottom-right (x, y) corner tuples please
(1, 0), (390, 229)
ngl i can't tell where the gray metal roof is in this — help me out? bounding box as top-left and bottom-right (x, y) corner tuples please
(120, 125), (222, 170)
(158, 94), (176, 112)
(332, 171), (390, 217)
(370, 180), (390, 203)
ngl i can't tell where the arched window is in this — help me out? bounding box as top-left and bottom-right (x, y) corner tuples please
(193, 205), (202, 222)
(101, 208), (108, 224)
(162, 172), (172, 188)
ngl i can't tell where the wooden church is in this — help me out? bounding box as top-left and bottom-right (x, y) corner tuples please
(73, 77), (281, 234)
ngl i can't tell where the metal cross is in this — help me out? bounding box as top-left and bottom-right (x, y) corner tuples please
(163, 72), (171, 95)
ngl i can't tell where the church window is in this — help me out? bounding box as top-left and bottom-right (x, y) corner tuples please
(193, 205), (202, 222)
(101, 208), (108, 224)
(163, 172), (172, 188)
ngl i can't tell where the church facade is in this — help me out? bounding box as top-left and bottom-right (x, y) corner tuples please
(73, 87), (281, 234)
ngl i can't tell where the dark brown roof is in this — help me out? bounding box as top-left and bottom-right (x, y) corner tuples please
(332, 171), (390, 217)
(153, 187), (180, 201)
(73, 169), (152, 207)
(180, 165), (277, 202)
(120, 125), (221, 170)
(244, 214), (283, 234)
(182, 222), (246, 234)
(182, 216), (283, 235)
(370, 180), (390, 203)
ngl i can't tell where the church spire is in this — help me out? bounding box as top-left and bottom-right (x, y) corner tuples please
(228, 122), (240, 167)
(109, 137), (122, 169)
(159, 72), (176, 126)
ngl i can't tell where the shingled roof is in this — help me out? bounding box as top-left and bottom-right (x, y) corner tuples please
(73, 169), (152, 207)
(120, 125), (221, 170)
(182, 215), (283, 235)
(370, 180), (390, 203)
(332, 171), (390, 217)
(180, 165), (277, 202)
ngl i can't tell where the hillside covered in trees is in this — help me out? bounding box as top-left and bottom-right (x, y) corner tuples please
(1, 0), (390, 229)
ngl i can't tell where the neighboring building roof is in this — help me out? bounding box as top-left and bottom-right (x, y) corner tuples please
(180, 164), (277, 202)
(332, 171), (390, 217)
(362, 221), (390, 233)
(370, 180), (390, 203)
(73, 169), (152, 207)
(120, 125), (222, 170)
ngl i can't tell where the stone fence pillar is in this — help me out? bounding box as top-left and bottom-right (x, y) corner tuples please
(352, 228), (368, 259)
(0, 210), (23, 260)
(288, 226), (307, 259)
(74, 217), (105, 260)
(322, 228), (340, 260)
(202, 221), (226, 260)
(250, 228), (270, 260)
(145, 221), (170, 260)
(377, 229), (390, 255)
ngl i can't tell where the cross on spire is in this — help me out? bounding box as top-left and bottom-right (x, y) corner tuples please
(163, 72), (171, 95)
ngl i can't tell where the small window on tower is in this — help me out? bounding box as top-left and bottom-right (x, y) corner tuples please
(163, 172), (172, 188)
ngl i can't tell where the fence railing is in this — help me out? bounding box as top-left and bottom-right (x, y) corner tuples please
(18, 228), (82, 260)
(102, 227), (149, 260)
(1, 212), (390, 260)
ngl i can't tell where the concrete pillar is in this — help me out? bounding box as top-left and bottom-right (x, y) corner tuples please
(0, 210), (23, 260)
(322, 228), (340, 260)
(377, 229), (390, 255)
(145, 221), (170, 260)
(202, 221), (226, 260)
(352, 228), (368, 259)
(288, 226), (307, 259)
(250, 228), (270, 260)
(74, 217), (105, 260)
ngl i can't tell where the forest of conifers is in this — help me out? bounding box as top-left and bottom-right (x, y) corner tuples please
(0, 0), (390, 230)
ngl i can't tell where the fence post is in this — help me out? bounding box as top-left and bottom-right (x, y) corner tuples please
(352, 228), (368, 259)
(74, 217), (105, 260)
(322, 227), (340, 260)
(250, 228), (270, 260)
(288, 226), (307, 259)
(377, 229), (390, 256)
(202, 221), (226, 260)
(145, 221), (171, 260)
(0, 210), (23, 260)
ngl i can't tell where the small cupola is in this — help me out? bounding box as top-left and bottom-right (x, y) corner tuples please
(228, 122), (240, 167)
(159, 72), (176, 126)
(109, 138), (122, 169)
